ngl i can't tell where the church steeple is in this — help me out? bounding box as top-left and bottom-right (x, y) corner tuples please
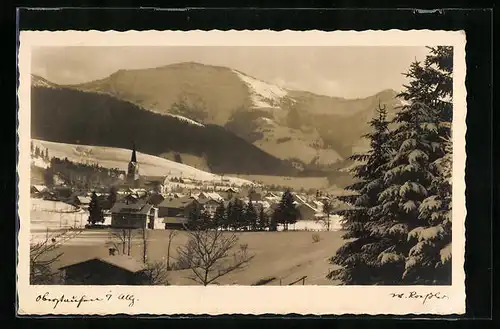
(131, 142), (137, 163)
(127, 142), (140, 184)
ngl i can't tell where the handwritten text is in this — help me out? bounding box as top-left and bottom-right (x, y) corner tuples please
(389, 291), (449, 304)
(35, 292), (137, 309)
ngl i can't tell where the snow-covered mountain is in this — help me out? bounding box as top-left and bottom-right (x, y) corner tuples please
(35, 62), (400, 170)
(31, 83), (297, 176)
(232, 69), (289, 109)
(31, 74), (59, 89)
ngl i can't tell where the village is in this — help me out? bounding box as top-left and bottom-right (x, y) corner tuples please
(30, 142), (348, 286)
(31, 143), (346, 234)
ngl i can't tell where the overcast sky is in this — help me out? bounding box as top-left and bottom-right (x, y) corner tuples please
(32, 46), (430, 99)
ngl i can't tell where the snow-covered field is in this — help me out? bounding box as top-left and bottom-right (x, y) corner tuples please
(285, 217), (343, 232)
(46, 229), (346, 285)
(31, 157), (49, 169)
(238, 174), (331, 190)
(32, 139), (252, 186)
(29, 199), (88, 238)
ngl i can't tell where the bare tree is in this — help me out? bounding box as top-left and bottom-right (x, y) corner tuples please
(321, 200), (333, 231)
(143, 261), (170, 285)
(108, 228), (135, 256)
(166, 230), (178, 270)
(30, 228), (82, 284)
(176, 229), (254, 286)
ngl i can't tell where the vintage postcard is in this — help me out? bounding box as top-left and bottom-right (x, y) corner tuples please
(17, 30), (467, 315)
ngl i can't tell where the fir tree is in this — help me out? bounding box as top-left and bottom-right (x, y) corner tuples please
(231, 198), (245, 230)
(214, 203), (226, 230)
(225, 201), (233, 230)
(399, 46), (453, 284)
(269, 210), (278, 232)
(258, 207), (269, 231)
(375, 99), (441, 284)
(198, 211), (212, 230)
(88, 191), (104, 225)
(327, 102), (393, 284)
(187, 203), (202, 230)
(245, 202), (258, 231)
(108, 186), (118, 208)
(276, 189), (298, 231)
(322, 200), (333, 231)
(330, 47), (453, 285)
(43, 167), (54, 187)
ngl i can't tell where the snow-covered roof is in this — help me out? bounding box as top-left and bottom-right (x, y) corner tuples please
(31, 184), (48, 192)
(312, 200), (324, 209)
(76, 196), (91, 204)
(297, 202), (319, 212)
(205, 192), (223, 201)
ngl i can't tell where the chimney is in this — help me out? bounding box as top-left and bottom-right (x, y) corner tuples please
(109, 248), (116, 256)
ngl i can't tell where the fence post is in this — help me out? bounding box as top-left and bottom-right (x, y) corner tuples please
(279, 279), (282, 286)
(302, 277), (305, 285)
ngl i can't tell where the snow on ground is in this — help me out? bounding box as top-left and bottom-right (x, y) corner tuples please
(31, 157), (49, 169)
(30, 199), (88, 236)
(233, 70), (288, 109)
(279, 217), (343, 232)
(165, 114), (205, 127)
(259, 117), (276, 125)
(45, 230), (346, 285)
(32, 139), (252, 186)
(32, 75), (57, 88)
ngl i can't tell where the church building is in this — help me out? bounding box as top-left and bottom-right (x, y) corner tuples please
(121, 143), (169, 194)
(127, 143), (140, 186)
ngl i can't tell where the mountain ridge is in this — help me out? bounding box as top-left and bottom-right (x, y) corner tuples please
(31, 62), (400, 176)
(31, 84), (299, 176)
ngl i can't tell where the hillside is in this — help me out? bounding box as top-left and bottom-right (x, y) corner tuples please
(31, 85), (297, 176)
(31, 139), (253, 186)
(61, 62), (401, 166)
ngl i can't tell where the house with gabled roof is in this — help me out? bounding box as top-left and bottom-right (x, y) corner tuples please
(30, 185), (51, 198)
(72, 195), (91, 209)
(110, 201), (160, 229)
(157, 196), (199, 229)
(296, 202), (318, 221)
(58, 254), (148, 285)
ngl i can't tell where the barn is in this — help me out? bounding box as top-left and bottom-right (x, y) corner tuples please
(58, 255), (148, 285)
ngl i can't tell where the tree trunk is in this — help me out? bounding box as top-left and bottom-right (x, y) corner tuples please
(166, 234), (173, 270)
(142, 227), (147, 264)
(204, 268), (209, 286)
(122, 229), (126, 255)
(127, 229), (132, 256)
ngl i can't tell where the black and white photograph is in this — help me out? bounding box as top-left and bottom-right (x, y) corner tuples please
(17, 30), (466, 315)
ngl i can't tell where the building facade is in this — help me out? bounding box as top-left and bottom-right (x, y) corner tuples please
(110, 202), (160, 229)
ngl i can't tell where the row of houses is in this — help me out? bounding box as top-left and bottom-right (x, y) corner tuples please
(31, 181), (342, 230)
(107, 188), (337, 231)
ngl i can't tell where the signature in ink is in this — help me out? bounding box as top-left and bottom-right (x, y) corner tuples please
(389, 291), (449, 304)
